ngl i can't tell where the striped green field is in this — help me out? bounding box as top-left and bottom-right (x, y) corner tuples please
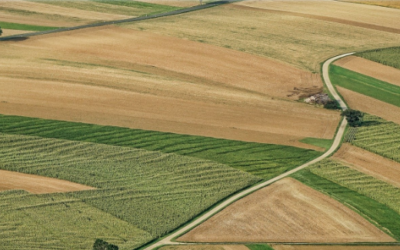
(0, 21), (59, 31)
(0, 114), (322, 179)
(349, 114), (400, 162)
(358, 47), (400, 70)
(329, 65), (400, 107)
(0, 133), (260, 249)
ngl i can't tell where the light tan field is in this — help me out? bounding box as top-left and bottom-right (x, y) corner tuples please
(136, 0), (200, 7)
(236, 0), (400, 32)
(159, 245), (248, 250)
(178, 178), (394, 243)
(1, 29), (33, 36)
(336, 86), (400, 125)
(272, 245), (400, 250)
(333, 143), (400, 188)
(0, 169), (95, 194)
(0, 26), (341, 149)
(340, 0), (400, 9)
(334, 56), (400, 87)
(123, 4), (400, 72)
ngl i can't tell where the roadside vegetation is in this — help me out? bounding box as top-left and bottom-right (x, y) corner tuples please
(0, 21), (59, 31)
(358, 47), (400, 70)
(348, 114), (400, 162)
(330, 65), (400, 107)
(0, 114), (322, 179)
(247, 244), (275, 250)
(299, 137), (333, 150)
(292, 169), (400, 240)
(0, 132), (259, 249)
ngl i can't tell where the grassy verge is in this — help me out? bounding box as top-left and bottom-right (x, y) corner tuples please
(0, 21), (60, 31)
(247, 244), (274, 250)
(0, 114), (322, 179)
(357, 46), (400, 70)
(329, 65), (400, 107)
(300, 137), (333, 150)
(349, 114), (400, 162)
(292, 169), (400, 240)
(0, 133), (259, 249)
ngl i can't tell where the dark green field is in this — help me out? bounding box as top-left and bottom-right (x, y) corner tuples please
(0, 114), (322, 179)
(329, 65), (400, 107)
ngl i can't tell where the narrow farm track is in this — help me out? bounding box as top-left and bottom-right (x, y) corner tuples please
(0, 0), (241, 41)
(142, 53), (354, 249)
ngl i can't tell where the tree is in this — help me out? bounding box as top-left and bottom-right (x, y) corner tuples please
(324, 100), (340, 110)
(341, 109), (364, 127)
(0, 27), (2, 36)
(93, 239), (119, 250)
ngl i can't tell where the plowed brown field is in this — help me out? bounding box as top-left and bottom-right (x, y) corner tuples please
(272, 245), (400, 250)
(336, 86), (400, 125)
(159, 245), (248, 250)
(333, 143), (400, 188)
(0, 170), (95, 194)
(334, 56), (400, 87)
(236, 0), (400, 32)
(0, 26), (341, 149)
(177, 178), (394, 243)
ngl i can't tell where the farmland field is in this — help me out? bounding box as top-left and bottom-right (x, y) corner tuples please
(333, 143), (400, 188)
(123, 3), (400, 72)
(0, 132), (260, 249)
(334, 55), (400, 87)
(272, 245), (400, 250)
(349, 114), (400, 162)
(329, 65), (400, 107)
(358, 47), (400, 70)
(0, 114), (322, 179)
(340, 0), (400, 10)
(178, 178), (393, 243)
(0, 26), (341, 148)
(159, 245), (250, 250)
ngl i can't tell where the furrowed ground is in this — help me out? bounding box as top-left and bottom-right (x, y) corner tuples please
(0, 26), (341, 149)
(0, 132), (260, 250)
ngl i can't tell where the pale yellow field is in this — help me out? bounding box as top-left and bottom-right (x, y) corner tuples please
(340, 0), (400, 9)
(178, 178), (394, 243)
(123, 4), (400, 72)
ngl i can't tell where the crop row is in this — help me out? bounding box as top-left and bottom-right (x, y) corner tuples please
(0, 133), (260, 249)
(358, 47), (400, 70)
(349, 114), (400, 162)
(0, 114), (321, 179)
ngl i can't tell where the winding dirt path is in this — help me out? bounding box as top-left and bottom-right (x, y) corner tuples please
(142, 53), (353, 250)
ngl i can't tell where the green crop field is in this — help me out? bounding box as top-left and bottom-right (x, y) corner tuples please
(358, 47), (400, 70)
(329, 65), (400, 107)
(0, 114), (322, 179)
(247, 244), (275, 250)
(348, 114), (400, 162)
(311, 159), (400, 216)
(0, 132), (260, 249)
(292, 169), (400, 240)
(0, 21), (59, 31)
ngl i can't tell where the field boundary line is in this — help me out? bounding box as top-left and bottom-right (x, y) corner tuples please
(0, 0), (241, 41)
(141, 53), (354, 250)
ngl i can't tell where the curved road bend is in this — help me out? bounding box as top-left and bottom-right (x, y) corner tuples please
(143, 52), (355, 250)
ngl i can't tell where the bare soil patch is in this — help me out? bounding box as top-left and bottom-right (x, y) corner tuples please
(333, 143), (400, 188)
(334, 56), (400, 87)
(336, 86), (400, 125)
(0, 170), (95, 194)
(236, 0), (400, 33)
(0, 26), (340, 148)
(178, 178), (394, 243)
(272, 245), (400, 250)
(1, 28), (32, 36)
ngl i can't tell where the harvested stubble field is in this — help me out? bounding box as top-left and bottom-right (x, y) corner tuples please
(335, 86), (400, 125)
(0, 26), (341, 149)
(0, 114), (322, 180)
(0, 0), (179, 27)
(272, 245), (400, 250)
(178, 178), (393, 243)
(334, 55), (400, 87)
(349, 114), (400, 163)
(0, 132), (260, 249)
(340, 0), (400, 9)
(123, 2), (400, 72)
(333, 143), (400, 188)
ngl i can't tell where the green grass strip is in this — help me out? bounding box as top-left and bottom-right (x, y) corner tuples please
(292, 169), (400, 240)
(246, 244), (275, 250)
(357, 47), (400, 70)
(0, 21), (60, 31)
(299, 137), (333, 150)
(330, 64), (400, 107)
(0, 114), (321, 179)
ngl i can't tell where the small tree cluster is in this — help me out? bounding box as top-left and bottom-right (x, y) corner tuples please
(93, 239), (118, 250)
(341, 109), (364, 127)
(324, 100), (340, 110)
(0, 27), (3, 36)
